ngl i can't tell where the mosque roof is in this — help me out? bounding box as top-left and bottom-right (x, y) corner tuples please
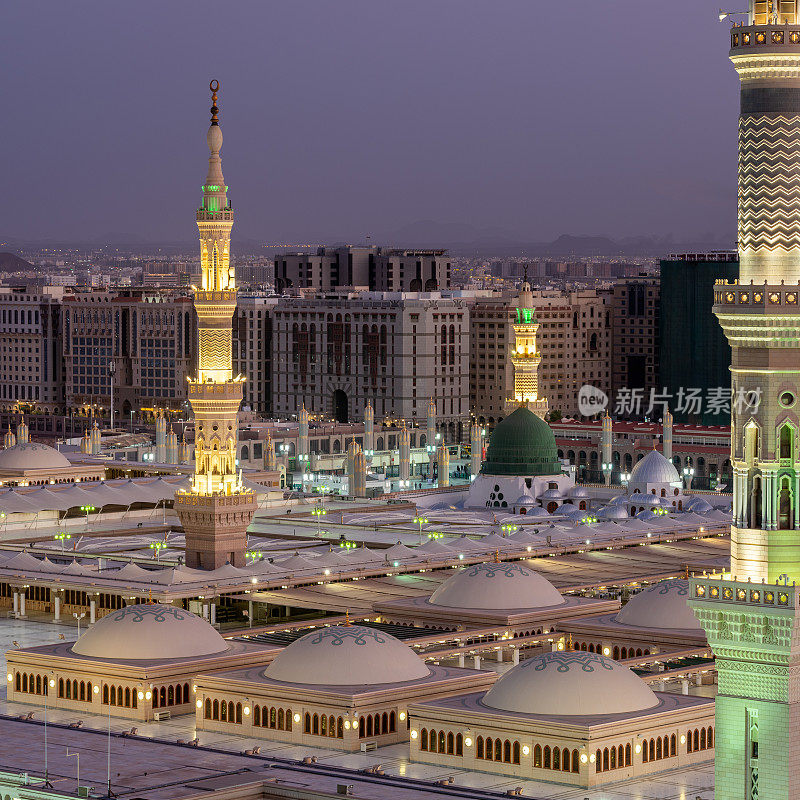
(482, 650), (659, 716)
(71, 603), (229, 661)
(628, 450), (680, 486)
(263, 624), (430, 686)
(0, 443), (71, 471)
(480, 406), (561, 477)
(615, 579), (702, 631)
(428, 562), (565, 611)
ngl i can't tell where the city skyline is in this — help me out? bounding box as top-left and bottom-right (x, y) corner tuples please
(5, 1), (736, 245)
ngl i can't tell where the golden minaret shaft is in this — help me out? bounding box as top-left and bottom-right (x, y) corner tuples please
(175, 80), (256, 570)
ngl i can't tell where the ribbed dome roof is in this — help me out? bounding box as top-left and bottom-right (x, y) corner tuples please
(615, 579), (702, 631)
(481, 406), (560, 477)
(429, 562), (564, 610)
(264, 625), (430, 685)
(71, 604), (228, 660)
(483, 651), (659, 716)
(0, 443), (71, 471)
(628, 450), (680, 487)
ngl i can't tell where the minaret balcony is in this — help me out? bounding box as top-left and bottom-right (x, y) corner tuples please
(731, 23), (800, 52)
(197, 210), (233, 222)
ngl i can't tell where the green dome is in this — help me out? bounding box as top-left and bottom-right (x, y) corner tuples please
(481, 406), (561, 477)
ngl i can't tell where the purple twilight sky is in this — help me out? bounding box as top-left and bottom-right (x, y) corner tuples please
(4, 1), (736, 245)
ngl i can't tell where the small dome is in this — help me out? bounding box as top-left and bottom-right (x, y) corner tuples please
(264, 625), (430, 685)
(71, 604), (228, 660)
(628, 450), (680, 487)
(0, 443), (71, 471)
(483, 651), (659, 716)
(514, 493), (537, 506)
(609, 495), (629, 505)
(540, 488), (563, 500)
(629, 493), (662, 506)
(684, 497), (713, 513)
(615, 579), (702, 631)
(566, 486), (591, 499)
(597, 505), (630, 520)
(429, 562), (564, 610)
(481, 406), (561, 477)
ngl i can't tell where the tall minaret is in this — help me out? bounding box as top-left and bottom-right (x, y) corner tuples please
(470, 419), (483, 479)
(398, 424), (410, 485)
(506, 269), (548, 418)
(363, 400), (374, 454)
(691, 8), (800, 800)
(601, 412), (613, 486)
(426, 397), (436, 472)
(298, 404), (309, 464)
(175, 80), (256, 570)
(436, 443), (450, 488)
(662, 408), (673, 463)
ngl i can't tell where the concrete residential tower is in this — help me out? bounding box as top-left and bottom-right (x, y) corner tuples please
(174, 81), (256, 569)
(692, 6), (800, 800)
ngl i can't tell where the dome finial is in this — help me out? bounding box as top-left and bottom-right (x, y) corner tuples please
(209, 79), (220, 125)
(344, 609), (351, 627)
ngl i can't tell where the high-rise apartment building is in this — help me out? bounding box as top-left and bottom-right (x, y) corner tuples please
(272, 291), (469, 440)
(0, 286), (64, 412)
(233, 294), (277, 417)
(63, 289), (195, 414)
(659, 252), (738, 423)
(274, 246), (450, 293)
(611, 277), (660, 416)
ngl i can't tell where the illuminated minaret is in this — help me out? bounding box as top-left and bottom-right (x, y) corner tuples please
(506, 270), (548, 418)
(690, 7), (800, 800)
(426, 397), (436, 471)
(175, 80), (256, 570)
(662, 408), (673, 463)
(398, 424), (410, 485)
(601, 412), (613, 486)
(436, 443), (450, 488)
(363, 400), (374, 454)
(470, 419), (483, 479)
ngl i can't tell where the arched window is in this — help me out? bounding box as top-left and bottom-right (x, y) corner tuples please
(456, 733), (463, 756)
(625, 743), (631, 765)
(504, 740), (511, 763)
(21, 674), (27, 693)
(513, 741), (520, 765)
(447, 732), (454, 754)
(205, 698), (212, 719)
(553, 746), (561, 770)
(613, 646), (620, 660)
(421, 729), (428, 751)
(389, 711), (396, 732)
(476, 736), (484, 759)
(595, 749), (602, 771)
(602, 748), (608, 771)
(610, 746), (616, 769)
(440, 731), (447, 754)
(693, 728), (700, 751)
(485, 737), (493, 761)
(533, 744), (542, 768)
(358, 716), (365, 738)
(708, 727), (714, 747)
(320, 714), (327, 736)
(366, 715), (373, 737)
(382, 712), (388, 734)
(109, 685), (115, 705)
(544, 745), (551, 768)
(125, 687), (131, 707)
(700, 728), (706, 749)
(286, 709), (293, 731)
(337, 717), (344, 738)
(670, 733), (677, 756)
(642, 740), (649, 762)
(494, 738), (502, 762)
(160, 686), (166, 707)
(617, 744), (624, 767)
(213, 699), (220, 720)
(572, 749), (580, 772)
(312, 713), (319, 735)
(220, 701), (227, 722)
(270, 706), (277, 728)
(167, 685), (174, 706)
(649, 738), (656, 761)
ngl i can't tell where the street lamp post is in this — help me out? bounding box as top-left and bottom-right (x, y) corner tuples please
(683, 467), (695, 489)
(413, 515), (429, 544)
(149, 541), (166, 561)
(54, 532), (71, 552)
(73, 611), (86, 638)
(80, 505), (96, 530)
(312, 504), (326, 537)
(109, 360), (116, 432)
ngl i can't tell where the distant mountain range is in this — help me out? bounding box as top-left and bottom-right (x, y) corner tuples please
(1, 226), (736, 259)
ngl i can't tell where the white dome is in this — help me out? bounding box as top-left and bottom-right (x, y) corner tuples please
(615, 579), (702, 631)
(629, 493), (662, 506)
(483, 650), (659, 716)
(0, 443), (71, 471)
(629, 450), (680, 487)
(598, 505), (630, 520)
(539, 488), (563, 500)
(684, 497), (713, 513)
(71, 604), (228, 660)
(609, 495), (629, 505)
(514, 493), (537, 506)
(264, 625), (430, 686)
(429, 562), (564, 610)
(566, 486), (591, 498)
